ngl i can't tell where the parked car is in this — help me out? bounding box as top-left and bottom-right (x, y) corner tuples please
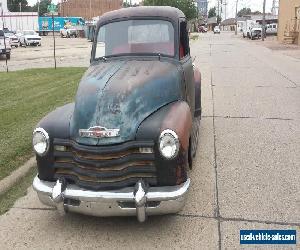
(250, 27), (265, 40)
(198, 26), (208, 33)
(214, 26), (220, 34)
(19, 30), (42, 47)
(0, 30), (11, 59)
(4, 30), (19, 48)
(32, 6), (202, 222)
(266, 23), (278, 36)
(60, 27), (78, 38)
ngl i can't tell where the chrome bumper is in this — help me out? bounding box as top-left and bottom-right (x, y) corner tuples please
(33, 176), (190, 222)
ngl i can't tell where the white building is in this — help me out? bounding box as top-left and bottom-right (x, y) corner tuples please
(0, 0), (38, 32)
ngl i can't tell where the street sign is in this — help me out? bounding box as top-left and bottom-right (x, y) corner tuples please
(47, 4), (57, 14)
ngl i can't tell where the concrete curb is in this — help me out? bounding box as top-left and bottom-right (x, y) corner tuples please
(0, 157), (36, 196)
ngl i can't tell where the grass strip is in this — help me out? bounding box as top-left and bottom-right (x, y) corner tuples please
(0, 67), (86, 180)
(0, 167), (37, 215)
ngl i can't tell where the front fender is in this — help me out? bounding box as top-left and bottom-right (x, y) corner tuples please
(194, 67), (202, 117)
(136, 101), (192, 186)
(34, 103), (74, 181)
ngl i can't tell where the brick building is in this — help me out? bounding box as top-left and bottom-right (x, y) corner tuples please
(277, 0), (300, 45)
(59, 0), (122, 20)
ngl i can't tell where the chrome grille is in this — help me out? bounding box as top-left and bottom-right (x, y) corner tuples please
(53, 139), (157, 190)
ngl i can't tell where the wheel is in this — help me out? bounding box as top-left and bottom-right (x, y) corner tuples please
(188, 116), (201, 170)
(67, 32), (70, 38)
(188, 139), (193, 170)
(6, 53), (11, 60)
(60, 33), (63, 38)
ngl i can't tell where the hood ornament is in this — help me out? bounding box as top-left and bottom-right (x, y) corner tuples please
(79, 126), (120, 138)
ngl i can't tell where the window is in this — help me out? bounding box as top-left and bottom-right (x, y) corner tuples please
(179, 19), (190, 59)
(95, 19), (175, 59)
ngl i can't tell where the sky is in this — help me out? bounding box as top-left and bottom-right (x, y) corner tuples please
(209, 0), (275, 19)
(27, 0), (276, 19)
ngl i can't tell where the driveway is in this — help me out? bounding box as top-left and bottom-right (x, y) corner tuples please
(0, 32), (299, 249)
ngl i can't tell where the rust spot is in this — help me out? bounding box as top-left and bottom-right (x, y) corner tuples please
(194, 67), (201, 83)
(161, 101), (192, 151)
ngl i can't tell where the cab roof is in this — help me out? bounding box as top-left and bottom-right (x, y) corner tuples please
(98, 6), (185, 25)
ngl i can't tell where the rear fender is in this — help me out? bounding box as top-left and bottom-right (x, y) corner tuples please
(193, 67), (202, 117)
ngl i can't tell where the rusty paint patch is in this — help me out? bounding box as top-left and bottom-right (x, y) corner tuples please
(161, 101), (192, 151)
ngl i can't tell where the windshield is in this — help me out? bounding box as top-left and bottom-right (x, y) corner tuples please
(24, 31), (36, 35)
(95, 19), (175, 59)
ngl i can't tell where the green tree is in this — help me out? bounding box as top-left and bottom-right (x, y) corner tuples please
(7, 0), (31, 12)
(31, 0), (52, 16)
(143, 0), (198, 20)
(208, 7), (216, 18)
(237, 7), (251, 17)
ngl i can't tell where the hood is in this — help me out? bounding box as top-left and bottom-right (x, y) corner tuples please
(70, 59), (182, 145)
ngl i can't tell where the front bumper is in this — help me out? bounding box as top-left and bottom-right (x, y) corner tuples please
(10, 41), (19, 46)
(26, 41), (41, 45)
(33, 176), (190, 222)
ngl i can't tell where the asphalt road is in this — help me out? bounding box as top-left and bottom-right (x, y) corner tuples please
(0, 32), (299, 249)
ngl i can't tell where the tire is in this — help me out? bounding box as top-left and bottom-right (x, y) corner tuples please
(188, 138), (193, 170)
(6, 53), (11, 60)
(67, 32), (70, 38)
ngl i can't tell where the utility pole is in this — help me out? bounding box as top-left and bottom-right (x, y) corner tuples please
(262, 0), (266, 41)
(19, 2), (22, 12)
(235, 0), (238, 35)
(223, 0), (227, 20)
(37, 1), (40, 16)
(217, 0), (220, 24)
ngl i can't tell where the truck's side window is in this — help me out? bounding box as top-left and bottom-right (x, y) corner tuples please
(179, 19), (190, 59)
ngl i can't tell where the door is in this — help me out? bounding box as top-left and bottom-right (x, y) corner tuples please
(179, 18), (195, 115)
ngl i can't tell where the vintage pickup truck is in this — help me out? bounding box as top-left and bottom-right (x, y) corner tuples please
(32, 6), (202, 222)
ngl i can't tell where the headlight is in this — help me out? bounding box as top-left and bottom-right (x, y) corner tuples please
(158, 129), (180, 159)
(32, 128), (49, 156)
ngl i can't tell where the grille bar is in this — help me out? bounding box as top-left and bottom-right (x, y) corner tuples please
(53, 139), (157, 190)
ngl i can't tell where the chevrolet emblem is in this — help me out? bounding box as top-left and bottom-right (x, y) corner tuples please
(79, 126), (120, 138)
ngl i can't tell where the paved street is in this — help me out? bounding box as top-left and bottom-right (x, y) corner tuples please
(0, 32), (299, 249)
